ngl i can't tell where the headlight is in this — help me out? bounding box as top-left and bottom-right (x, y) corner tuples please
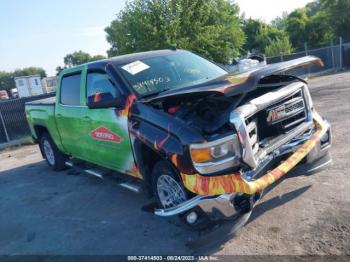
(190, 135), (241, 174)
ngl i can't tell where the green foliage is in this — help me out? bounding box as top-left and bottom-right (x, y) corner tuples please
(320, 0), (350, 42)
(283, 0), (348, 50)
(265, 37), (293, 57)
(0, 67), (47, 91)
(63, 51), (106, 68)
(56, 51), (106, 75)
(105, 0), (245, 63)
(13, 67), (46, 78)
(242, 18), (287, 53)
(0, 71), (15, 91)
(271, 12), (289, 30)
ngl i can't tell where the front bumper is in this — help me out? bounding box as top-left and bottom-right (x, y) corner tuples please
(179, 111), (330, 196)
(155, 111), (331, 220)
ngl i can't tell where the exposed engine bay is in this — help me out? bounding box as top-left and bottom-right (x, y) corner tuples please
(151, 93), (236, 136)
(150, 75), (303, 137)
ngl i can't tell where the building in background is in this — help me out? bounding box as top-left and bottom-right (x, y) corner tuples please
(14, 75), (44, 98)
(41, 76), (57, 93)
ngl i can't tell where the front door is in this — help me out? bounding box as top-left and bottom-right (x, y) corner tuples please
(80, 70), (135, 174)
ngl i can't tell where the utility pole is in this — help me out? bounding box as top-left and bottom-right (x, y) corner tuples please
(331, 40), (335, 71)
(304, 42), (308, 56)
(339, 37), (343, 70)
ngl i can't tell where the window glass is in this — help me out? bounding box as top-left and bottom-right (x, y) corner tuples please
(117, 52), (227, 97)
(60, 73), (81, 105)
(86, 72), (118, 99)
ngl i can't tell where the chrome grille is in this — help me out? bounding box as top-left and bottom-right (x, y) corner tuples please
(230, 82), (312, 169)
(265, 89), (307, 130)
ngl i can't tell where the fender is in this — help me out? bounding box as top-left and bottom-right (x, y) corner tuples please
(129, 102), (203, 175)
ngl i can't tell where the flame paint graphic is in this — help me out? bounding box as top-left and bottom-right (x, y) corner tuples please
(154, 125), (171, 151)
(130, 163), (143, 179)
(174, 111), (328, 196)
(119, 94), (137, 117)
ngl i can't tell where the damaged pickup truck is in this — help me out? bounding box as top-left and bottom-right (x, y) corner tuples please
(25, 49), (332, 229)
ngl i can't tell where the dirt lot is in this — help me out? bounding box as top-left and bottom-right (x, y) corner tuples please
(0, 72), (349, 255)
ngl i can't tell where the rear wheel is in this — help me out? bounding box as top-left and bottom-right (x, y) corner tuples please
(39, 133), (67, 171)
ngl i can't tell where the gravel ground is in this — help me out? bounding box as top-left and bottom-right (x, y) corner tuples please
(0, 72), (349, 255)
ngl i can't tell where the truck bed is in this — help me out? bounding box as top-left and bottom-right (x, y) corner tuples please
(25, 98), (60, 143)
(26, 96), (56, 105)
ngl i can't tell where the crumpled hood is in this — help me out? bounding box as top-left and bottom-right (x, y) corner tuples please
(144, 56), (323, 102)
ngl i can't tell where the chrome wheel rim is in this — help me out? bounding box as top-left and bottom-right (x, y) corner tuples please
(157, 174), (187, 208)
(43, 140), (55, 166)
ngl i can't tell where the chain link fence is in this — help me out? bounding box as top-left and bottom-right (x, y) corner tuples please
(267, 42), (350, 76)
(0, 93), (55, 144)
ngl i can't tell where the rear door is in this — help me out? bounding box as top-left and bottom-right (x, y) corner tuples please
(55, 66), (87, 158)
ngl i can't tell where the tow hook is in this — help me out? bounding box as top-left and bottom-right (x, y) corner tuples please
(234, 192), (262, 214)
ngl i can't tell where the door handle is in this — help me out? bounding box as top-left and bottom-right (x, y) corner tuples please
(57, 114), (62, 118)
(83, 116), (91, 121)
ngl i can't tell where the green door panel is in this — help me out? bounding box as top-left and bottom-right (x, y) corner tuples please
(79, 107), (135, 173)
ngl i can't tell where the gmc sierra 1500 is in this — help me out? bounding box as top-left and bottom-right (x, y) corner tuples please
(25, 49), (332, 229)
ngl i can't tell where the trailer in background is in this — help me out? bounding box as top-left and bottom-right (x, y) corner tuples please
(14, 75), (44, 98)
(41, 76), (57, 93)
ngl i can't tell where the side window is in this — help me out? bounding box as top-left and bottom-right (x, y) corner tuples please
(86, 71), (119, 99)
(60, 73), (81, 105)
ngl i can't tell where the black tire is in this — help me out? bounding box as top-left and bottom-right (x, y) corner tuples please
(152, 161), (212, 230)
(151, 160), (190, 209)
(39, 133), (67, 171)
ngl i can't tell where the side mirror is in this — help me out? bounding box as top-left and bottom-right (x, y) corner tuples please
(87, 92), (124, 109)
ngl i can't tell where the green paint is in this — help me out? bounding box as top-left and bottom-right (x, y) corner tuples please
(26, 65), (135, 175)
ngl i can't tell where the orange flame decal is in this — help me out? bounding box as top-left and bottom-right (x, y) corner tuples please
(119, 94), (137, 117)
(177, 112), (328, 196)
(154, 125), (171, 151)
(130, 163), (143, 179)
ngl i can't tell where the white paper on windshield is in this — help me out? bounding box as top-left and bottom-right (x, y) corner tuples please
(121, 60), (150, 75)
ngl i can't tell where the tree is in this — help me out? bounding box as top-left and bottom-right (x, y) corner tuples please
(320, 0), (350, 42)
(271, 11), (289, 30)
(105, 0), (245, 63)
(56, 66), (67, 76)
(56, 51), (106, 75)
(0, 71), (15, 91)
(63, 51), (106, 68)
(14, 67), (46, 78)
(284, 2), (332, 50)
(242, 18), (287, 53)
(285, 8), (309, 50)
(265, 37), (293, 57)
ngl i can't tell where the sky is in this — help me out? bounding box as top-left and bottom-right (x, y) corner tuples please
(0, 0), (313, 76)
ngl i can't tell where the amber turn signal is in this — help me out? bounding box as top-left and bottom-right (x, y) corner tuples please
(190, 148), (212, 163)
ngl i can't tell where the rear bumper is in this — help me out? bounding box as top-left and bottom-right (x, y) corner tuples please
(155, 111), (332, 221)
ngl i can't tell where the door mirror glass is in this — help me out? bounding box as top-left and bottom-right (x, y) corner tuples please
(86, 71), (124, 109)
(87, 92), (123, 109)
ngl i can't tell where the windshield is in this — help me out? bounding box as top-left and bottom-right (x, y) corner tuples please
(116, 52), (227, 97)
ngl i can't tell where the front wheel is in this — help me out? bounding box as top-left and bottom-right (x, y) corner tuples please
(152, 160), (212, 230)
(152, 161), (189, 209)
(39, 133), (67, 171)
